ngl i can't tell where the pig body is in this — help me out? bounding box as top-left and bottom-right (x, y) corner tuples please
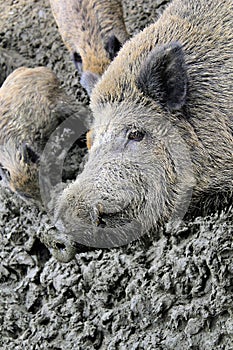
(50, 0), (129, 94)
(54, 0), (232, 247)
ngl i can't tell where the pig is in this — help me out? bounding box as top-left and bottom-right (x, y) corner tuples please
(0, 66), (81, 206)
(49, 0), (129, 94)
(53, 0), (233, 249)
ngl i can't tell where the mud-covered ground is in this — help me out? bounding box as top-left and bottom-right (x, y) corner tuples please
(0, 1), (232, 349)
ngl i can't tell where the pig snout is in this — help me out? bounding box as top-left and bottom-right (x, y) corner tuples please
(54, 177), (142, 248)
(55, 193), (131, 229)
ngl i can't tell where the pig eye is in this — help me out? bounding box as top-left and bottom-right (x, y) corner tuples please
(128, 130), (145, 142)
(0, 164), (10, 181)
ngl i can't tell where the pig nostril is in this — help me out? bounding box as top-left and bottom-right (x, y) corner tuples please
(56, 242), (66, 251)
(97, 216), (107, 228)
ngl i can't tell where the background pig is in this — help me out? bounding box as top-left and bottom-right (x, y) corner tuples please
(54, 0), (233, 248)
(0, 67), (81, 205)
(49, 0), (129, 95)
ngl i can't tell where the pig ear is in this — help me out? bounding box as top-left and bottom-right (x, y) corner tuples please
(137, 42), (188, 111)
(104, 35), (122, 61)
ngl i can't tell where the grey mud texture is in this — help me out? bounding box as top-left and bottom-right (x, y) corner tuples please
(0, 0), (232, 349)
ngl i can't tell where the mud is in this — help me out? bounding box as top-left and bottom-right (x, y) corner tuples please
(0, 0), (232, 349)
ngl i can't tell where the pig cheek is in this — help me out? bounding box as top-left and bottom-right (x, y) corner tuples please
(89, 136), (124, 159)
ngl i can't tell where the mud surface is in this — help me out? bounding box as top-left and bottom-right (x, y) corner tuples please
(0, 1), (232, 349)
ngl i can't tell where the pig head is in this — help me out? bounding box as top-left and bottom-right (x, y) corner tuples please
(54, 42), (198, 248)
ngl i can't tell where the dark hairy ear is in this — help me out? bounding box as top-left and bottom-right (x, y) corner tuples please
(137, 42), (188, 111)
(104, 35), (122, 61)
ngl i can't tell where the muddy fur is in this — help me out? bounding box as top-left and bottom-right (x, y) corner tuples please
(50, 0), (129, 94)
(54, 0), (233, 246)
(0, 67), (78, 204)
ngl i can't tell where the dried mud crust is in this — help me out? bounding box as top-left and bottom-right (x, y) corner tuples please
(0, 0), (232, 349)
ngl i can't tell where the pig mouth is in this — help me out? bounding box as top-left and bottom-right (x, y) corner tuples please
(91, 207), (132, 229)
(57, 206), (143, 248)
(74, 219), (142, 248)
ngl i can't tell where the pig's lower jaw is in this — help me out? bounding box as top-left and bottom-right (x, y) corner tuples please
(55, 216), (144, 249)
